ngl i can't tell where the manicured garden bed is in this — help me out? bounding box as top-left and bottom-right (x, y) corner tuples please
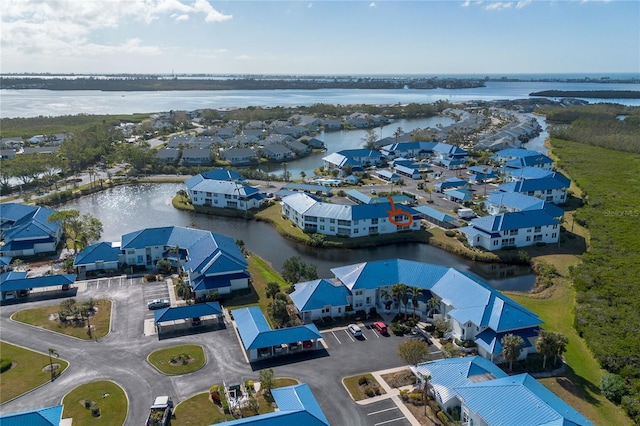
(147, 345), (206, 375)
(343, 373), (386, 401)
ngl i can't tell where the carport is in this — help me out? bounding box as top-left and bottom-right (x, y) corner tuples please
(232, 306), (322, 362)
(153, 302), (223, 336)
(0, 271), (76, 302)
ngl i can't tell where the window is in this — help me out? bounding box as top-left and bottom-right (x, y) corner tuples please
(509, 229), (518, 236)
(371, 218), (378, 225)
(319, 225), (325, 231)
(546, 189), (553, 194)
(365, 297), (370, 304)
(552, 233), (557, 238)
(534, 235), (543, 242)
(329, 219), (335, 224)
(355, 290), (363, 296)
(534, 226), (542, 232)
(526, 236), (531, 242)
(493, 240), (498, 246)
(353, 229), (359, 234)
(355, 302), (362, 308)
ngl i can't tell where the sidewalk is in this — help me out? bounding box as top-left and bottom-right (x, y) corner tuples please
(359, 366), (422, 426)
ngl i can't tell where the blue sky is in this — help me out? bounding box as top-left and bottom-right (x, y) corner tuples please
(1, 0), (638, 75)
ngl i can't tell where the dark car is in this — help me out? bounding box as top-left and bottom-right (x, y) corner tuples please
(147, 299), (170, 310)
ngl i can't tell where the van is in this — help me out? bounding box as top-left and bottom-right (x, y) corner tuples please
(457, 208), (475, 219)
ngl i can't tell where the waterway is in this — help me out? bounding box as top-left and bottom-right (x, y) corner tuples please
(2, 80), (639, 118)
(62, 183), (535, 292)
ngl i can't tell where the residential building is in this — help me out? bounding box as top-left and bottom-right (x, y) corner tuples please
(290, 259), (542, 363)
(497, 172), (570, 204)
(459, 210), (560, 250)
(485, 191), (564, 219)
(411, 357), (593, 426)
(220, 148), (258, 165)
(322, 149), (383, 176)
(185, 172), (266, 211)
(281, 193), (420, 237)
(0, 204), (62, 257)
(260, 144), (294, 162)
(180, 148), (212, 166)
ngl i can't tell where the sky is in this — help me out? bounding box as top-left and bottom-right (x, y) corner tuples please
(1, 0), (638, 76)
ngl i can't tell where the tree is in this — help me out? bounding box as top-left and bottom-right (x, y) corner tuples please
(47, 348), (59, 381)
(433, 317), (450, 338)
(175, 280), (192, 302)
(391, 284), (407, 315)
(397, 339), (430, 366)
(361, 129), (378, 149)
(393, 127), (404, 143)
(271, 298), (288, 327)
(259, 368), (275, 400)
(426, 297), (440, 318)
(299, 171), (306, 180)
(601, 373), (628, 404)
(281, 256), (318, 284)
(410, 287), (422, 318)
(48, 210), (103, 254)
(501, 334), (524, 371)
(266, 282), (281, 299)
(536, 330), (567, 369)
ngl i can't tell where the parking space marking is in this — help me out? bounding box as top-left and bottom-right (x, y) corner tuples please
(375, 417), (406, 426)
(344, 329), (355, 342)
(331, 331), (342, 344)
(367, 407), (398, 416)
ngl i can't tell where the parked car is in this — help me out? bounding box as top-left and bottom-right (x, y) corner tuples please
(147, 299), (170, 310)
(372, 321), (388, 335)
(302, 340), (314, 349)
(348, 323), (363, 337)
(273, 344), (285, 354)
(61, 284), (71, 291)
(288, 342), (301, 351)
(191, 317), (202, 326)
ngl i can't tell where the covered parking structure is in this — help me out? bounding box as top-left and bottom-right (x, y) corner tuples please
(153, 302), (223, 336)
(0, 271), (76, 302)
(232, 306), (323, 362)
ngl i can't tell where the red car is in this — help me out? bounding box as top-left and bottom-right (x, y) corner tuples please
(373, 321), (388, 335)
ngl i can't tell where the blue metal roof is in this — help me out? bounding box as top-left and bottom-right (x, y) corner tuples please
(413, 205), (455, 222)
(498, 173), (570, 193)
(283, 183), (332, 194)
(73, 242), (120, 266)
(218, 383), (329, 426)
(454, 374), (594, 426)
(412, 356), (507, 405)
(0, 272), (76, 291)
(154, 302), (222, 323)
(506, 167), (554, 180)
(505, 154), (553, 169)
(232, 307), (322, 350)
(0, 404), (63, 426)
(0, 256), (12, 267)
(191, 272), (250, 292)
(475, 327), (538, 355)
(492, 148), (541, 159)
(469, 210), (559, 233)
(443, 188), (473, 201)
(290, 279), (350, 311)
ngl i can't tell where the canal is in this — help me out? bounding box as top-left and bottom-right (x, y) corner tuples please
(63, 183), (535, 292)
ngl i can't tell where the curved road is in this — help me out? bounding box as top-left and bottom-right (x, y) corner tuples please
(0, 279), (417, 425)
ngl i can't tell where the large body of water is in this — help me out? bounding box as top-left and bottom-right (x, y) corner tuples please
(2, 80), (639, 118)
(62, 183), (535, 292)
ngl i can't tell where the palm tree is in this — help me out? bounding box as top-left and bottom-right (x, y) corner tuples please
(175, 279), (192, 302)
(553, 332), (569, 367)
(401, 288), (410, 318)
(391, 284), (407, 315)
(266, 282), (281, 299)
(426, 297), (440, 318)
(536, 329), (557, 369)
(501, 333), (524, 372)
(48, 348), (59, 381)
(379, 288), (391, 310)
(411, 287), (422, 319)
(422, 374), (432, 416)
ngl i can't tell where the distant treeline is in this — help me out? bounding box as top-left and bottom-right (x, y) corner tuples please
(0, 77), (485, 91)
(539, 103), (640, 154)
(530, 90), (640, 99)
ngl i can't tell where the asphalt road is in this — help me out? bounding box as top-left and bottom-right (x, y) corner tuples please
(0, 280), (440, 425)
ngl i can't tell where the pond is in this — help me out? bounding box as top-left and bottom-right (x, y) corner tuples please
(63, 183), (535, 292)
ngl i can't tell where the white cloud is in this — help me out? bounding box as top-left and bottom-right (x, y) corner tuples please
(234, 55), (252, 61)
(369, 2), (377, 8)
(461, 0), (471, 7)
(516, 0), (532, 8)
(0, 0), (231, 62)
(485, 2), (513, 11)
(308, 2), (313, 8)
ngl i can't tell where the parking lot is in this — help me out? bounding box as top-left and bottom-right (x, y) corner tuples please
(360, 399), (413, 426)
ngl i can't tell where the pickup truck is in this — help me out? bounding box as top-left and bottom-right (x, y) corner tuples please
(146, 396), (173, 426)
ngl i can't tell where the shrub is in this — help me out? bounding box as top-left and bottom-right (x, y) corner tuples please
(409, 393), (423, 405)
(444, 230), (456, 237)
(247, 380), (255, 392)
(601, 373), (628, 404)
(145, 273), (157, 282)
(0, 358), (12, 373)
(209, 384), (219, 394)
(399, 389), (410, 401)
(437, 410), (450, 425)
(363, 386), (376, 397)
(358, 376), (369, 386)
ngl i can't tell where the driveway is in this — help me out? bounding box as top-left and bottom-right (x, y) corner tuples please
(0, 281), (439, 425)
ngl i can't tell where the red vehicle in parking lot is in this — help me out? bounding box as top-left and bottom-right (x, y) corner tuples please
(373, 321), (388, 335)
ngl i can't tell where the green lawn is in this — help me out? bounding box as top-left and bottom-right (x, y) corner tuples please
(147, 345), (206, 375)
(0, 341), (69, 403)
(11, 299), (112, 340)
(61, 380), (128, 425)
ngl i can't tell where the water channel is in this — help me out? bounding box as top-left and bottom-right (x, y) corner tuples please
(63, 183), (536, 292)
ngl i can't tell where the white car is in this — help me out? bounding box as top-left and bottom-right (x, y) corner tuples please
(348, 323), (363, 337)
(147, 299), (170, 310)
